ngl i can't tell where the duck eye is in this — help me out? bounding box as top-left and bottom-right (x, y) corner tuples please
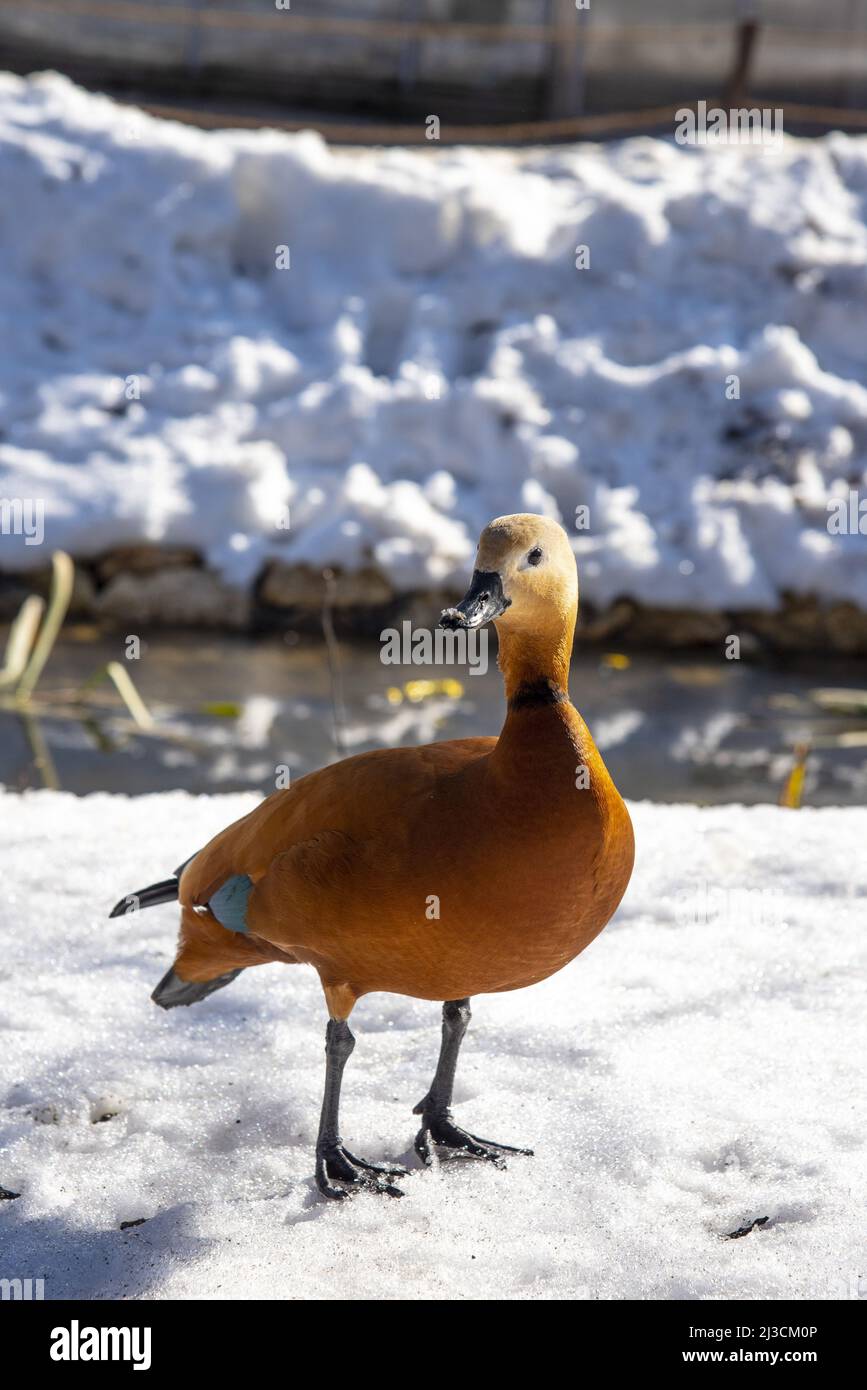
(527, 547), (543, 566)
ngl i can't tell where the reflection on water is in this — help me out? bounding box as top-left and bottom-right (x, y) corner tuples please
(1, 628), (865, 806)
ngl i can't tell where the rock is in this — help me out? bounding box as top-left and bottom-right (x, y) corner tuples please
(93, 545), (201, 583)
(579, 597), (867, 655)
(742, 594), (867, 653)
(825, 602), (867, 654)
(259, 563), (394, 610)
(579, 601), (731, 648)
(0, 563), (96, 619)
(0, 573), (43, 621)
(94, 568), (250, 629)
(726, 1216), (770, 1240)
(395, 591), (459, 630)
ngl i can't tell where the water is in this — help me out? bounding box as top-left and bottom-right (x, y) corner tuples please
(2, 627), (865, 805)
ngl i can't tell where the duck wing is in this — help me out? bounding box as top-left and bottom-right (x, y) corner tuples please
(177, 736), (496, 916)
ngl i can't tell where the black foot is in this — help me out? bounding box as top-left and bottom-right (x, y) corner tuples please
(315, 1143), (408, 1201)
(413, 1107), (534, 1169)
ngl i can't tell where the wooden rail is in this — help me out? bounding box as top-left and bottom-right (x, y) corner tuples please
(8, 0), (553, 42)
(138, 99), (684, 143)
(4, 0), (867, 48)
(133, 96), (867, 145)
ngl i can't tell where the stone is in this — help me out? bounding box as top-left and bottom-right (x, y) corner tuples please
(259, 562), (394, 611)
(0, 563), (96, 619)
(94, 568), (250, 629)
(578, 601), (731, 648)
(93, 545), (201, 583)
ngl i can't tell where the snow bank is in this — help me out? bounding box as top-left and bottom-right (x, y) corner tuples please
(1, 73), (867, 609)
(1, 789), (864, 1300)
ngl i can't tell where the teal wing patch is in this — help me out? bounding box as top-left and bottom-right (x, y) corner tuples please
(208, 874), (254, 935)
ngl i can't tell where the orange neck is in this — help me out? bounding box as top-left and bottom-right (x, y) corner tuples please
(495, 599), (577, 706)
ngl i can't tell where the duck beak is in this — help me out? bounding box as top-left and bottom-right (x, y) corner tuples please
(440, 569), (511, 630)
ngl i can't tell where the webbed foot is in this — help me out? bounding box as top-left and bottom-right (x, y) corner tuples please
(315, 1142), (407, 1200)
(413, 1105), (533, 1169)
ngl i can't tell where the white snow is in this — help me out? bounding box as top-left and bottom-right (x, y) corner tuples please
(1, 788), (864, 1300)
(1, 73), (867, 609)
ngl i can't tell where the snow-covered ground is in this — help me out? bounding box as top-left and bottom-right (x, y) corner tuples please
(1, 789), (864, 1300)
(1, 73), (867, 611)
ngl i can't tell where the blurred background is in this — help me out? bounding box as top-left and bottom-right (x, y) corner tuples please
(1, 1), (866, 805)
(3, 1), (867, 130)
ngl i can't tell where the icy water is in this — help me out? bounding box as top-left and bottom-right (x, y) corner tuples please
(1, 628), (866, 806)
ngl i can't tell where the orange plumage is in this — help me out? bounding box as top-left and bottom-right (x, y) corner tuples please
(116, 514), (634, 1198)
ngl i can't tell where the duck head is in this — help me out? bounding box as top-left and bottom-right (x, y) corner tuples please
(441, 514), (579, 699)
(441, 513), (578, 633)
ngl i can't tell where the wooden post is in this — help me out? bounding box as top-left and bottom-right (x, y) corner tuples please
(722, 19), (760, 109)
(399, 0), (425, 91)
(184, 0), (205, 80)
(546, 0), (588, 119)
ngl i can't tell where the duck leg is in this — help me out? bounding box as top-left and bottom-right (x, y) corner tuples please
(413, 999), (534, 1168)
(315, 1018), (407, 1200)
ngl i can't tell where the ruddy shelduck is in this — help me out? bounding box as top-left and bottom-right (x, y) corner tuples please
(111, 514), (634, 1199)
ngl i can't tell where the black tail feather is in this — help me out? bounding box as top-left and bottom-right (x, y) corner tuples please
(151, 967), (243, 1009)
(173, 853), (197, 880)
(109, 878), (179, 918)
(110, 852), (241, 1010)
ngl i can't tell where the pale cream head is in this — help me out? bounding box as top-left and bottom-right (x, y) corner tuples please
(475, 514), (578, 631)
(440, 514), (579, 698)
